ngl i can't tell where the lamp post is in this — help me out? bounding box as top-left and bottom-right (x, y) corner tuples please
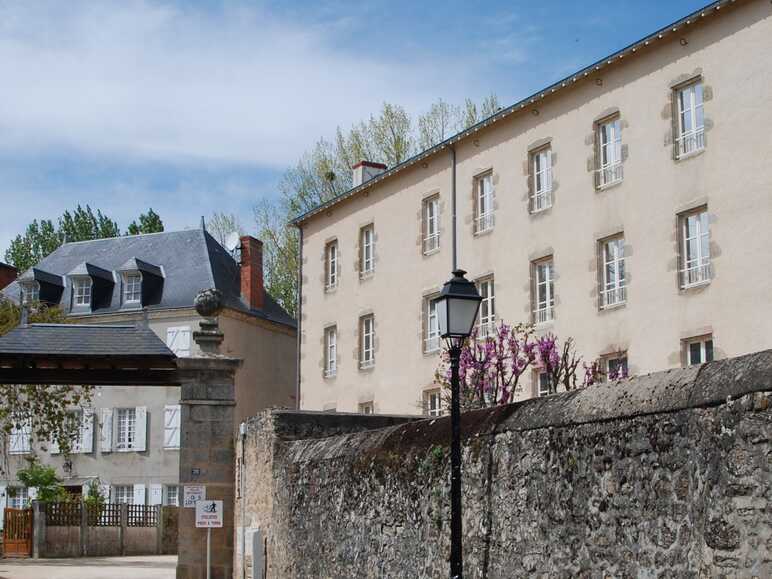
(436, 269), (482, 579)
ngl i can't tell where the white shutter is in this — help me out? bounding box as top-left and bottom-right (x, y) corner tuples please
(149, 484), (163, 506)
(100, 483), (111, 503)
(10, 425), (31, 455)
(164, 405), (180, 449)
(49, 436), (60, 455)
(27, 487), (38, 501)
(100, 408), (113, 453)
(166, 326), (191, 357)
(80, 408), (94, 454)
(133, 484), (146, 505)
(0, 484), (7, 529)
(134, 407), (147, 452)
(82, 482), (91, 497)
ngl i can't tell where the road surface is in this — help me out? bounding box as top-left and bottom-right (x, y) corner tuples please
(0, 555), (176, 579)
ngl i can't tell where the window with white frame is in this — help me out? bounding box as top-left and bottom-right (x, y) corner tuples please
(680, 209), (711, 288)
(597, 117), (623, 187)
(476, 278), (495, 337)
(123, 272), (142, 304)
(537, 372), (551, 397)
(113, 485), (134, 505)
(325, 241), (338, 290)
(530, 148), (552, 212)
(360, 225), (375, 276)
(424, 297), (440, 353)
(533, 259), (555, 324)
(115, 408), (137, 451)
(73, 278), (92, 307)
(20, 282), (40, 305)
(358, 401), (374, 415)
(164, 405), (180, 449)
(600, 237), (626, 308)
(8, 422), (31, 455)
(603, 353), (629, 381)
(324, 326), (337, 378)
(686, 336), (714, 366)
(8, 487), (29, 509)
(675, 81), (705, 158)
(474, 173), (494, 234)
(424, 389), (443, 417)
(164, 485), (179, 507)
(359, 315), (375, 369)
(422, 195), (440, 253)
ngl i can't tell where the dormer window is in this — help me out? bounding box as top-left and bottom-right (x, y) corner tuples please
(124, 272), (142, 304)
(73, 278), (93, 307)
(20, 281), (40, 305)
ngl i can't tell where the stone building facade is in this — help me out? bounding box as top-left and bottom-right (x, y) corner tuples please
(294, 0), (772, 414)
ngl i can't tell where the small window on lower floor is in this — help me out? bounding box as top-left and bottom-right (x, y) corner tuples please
(358, 401), (374, 415)
(536, 372), (551, 397)
(164, 485), (179, 506)
(7, 487), (29, 509)
(113, 485), (134, 505)
(602, 353), (629, 381)
(424, 389), (443, 417)
(685, 336), (714, 367)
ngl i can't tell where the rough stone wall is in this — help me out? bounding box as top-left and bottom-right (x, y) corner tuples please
(237, 351), (772, 578)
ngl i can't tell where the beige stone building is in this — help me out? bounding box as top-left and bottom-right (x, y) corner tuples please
(295, 0), (772, 415)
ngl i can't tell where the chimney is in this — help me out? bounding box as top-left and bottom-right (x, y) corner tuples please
(352, 161), (387, 188)
(0, 263), (17, 290)
(240, 236), (264, 311)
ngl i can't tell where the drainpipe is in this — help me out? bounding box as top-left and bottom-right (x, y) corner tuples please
(295, 226), (303, 410)
(449, 145), (458, 271)
(239, 421), (247, 579)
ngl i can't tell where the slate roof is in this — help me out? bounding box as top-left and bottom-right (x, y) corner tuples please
(0, 324), (175, 359)
(1, 229), (295, 328)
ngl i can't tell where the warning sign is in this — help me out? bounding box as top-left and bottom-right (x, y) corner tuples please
(183, 485), (206, 508)
(195, 500), (223, 528)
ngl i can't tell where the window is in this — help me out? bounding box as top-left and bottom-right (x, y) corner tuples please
(166, 326), (192, 357)
(164, 405), (180, 449)
(164, 485), (179, 507)
(537, 372), (551, 397)
(603, 354), (629, 381)
(113, 485), (134, 505)
(474, 173), (494, 234)
(422, 195), (440, 254)
(686, 336), (714, 366)
(69, 409), (95, 454)
(477, 278), (495, 337)
(360, 225), (375, 276)
(596, 118), (623, 187)
(530, 148), (552, 212)
(675, 81), (705, 158)
(359, 315), (375, 369)
(9, 422), (31, 455)
(324, 326), (337, 378)
(533, 259), (554, 324)
(123, 272), (142, 304)
(680, 209), (711, 288)
(73, 278), (92, 307)
(358, 402), (374, 415)
(115, 408), (137, 451)
(8, 487), (29, 509)
(424, 389), (443, 417)
(424, 297), (440, 353)
(325, 241), (338, 290)
(20, 282), (40, 305)
(600, 237), (626, 308)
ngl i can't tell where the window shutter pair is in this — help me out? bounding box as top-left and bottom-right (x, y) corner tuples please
(166, 326), (192, 357)
(9, 423), (31, 455)
(100, 407), (147, 452)
(55, 409), (95, 455)
(164, 405), (181, 449)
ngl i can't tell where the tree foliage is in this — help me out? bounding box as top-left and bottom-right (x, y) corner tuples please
(127, 208), (164, 236)
(4, 205), (165, 273)
(256, 95), (500, 318)
(206, 212), (244, 248)
(16, 457), (67, 502)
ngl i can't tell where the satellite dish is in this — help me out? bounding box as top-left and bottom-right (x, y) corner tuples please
(224, 232), (240, 252)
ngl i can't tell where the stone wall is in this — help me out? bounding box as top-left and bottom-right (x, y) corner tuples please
(236, 350), (772, 578)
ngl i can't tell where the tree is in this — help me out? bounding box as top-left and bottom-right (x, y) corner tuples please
(0, 298), (93, 469)
(16, 457), (67, 502)
(4, 206), (165, 272)
(417, 99), (459, 151)
(83, 478), (106, 509)
(206, 212), (244, 247)
(127, 209), (164, 235)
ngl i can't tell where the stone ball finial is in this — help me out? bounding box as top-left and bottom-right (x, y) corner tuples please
(194, 288), (224, 318)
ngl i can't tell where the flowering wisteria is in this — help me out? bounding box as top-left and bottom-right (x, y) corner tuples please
(435, 321), (628, 409)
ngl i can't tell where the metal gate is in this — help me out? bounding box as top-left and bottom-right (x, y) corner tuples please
(3, 508), (33, 557)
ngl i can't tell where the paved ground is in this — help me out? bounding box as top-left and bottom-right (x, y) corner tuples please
(0, 555), (176, 579)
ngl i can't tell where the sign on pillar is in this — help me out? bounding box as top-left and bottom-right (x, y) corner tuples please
(195, 500), (223, 528)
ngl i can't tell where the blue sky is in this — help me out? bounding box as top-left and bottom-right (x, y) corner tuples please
(0, 0), (711, 256)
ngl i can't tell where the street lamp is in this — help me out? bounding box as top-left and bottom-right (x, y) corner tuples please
(435, 269), (482, 579)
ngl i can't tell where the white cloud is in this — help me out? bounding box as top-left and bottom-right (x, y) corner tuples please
(0, 0), (476, 168)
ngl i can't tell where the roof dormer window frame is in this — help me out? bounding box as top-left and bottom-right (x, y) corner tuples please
(20, 281), (40, 305)
(72, 276), (93, 309)
(123, 271), (143, 305)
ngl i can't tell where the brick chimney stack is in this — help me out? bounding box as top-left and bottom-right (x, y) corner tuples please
(0, 263), (17, 290)
(352, 161), (387, 187)
(240, 236), (264, 311)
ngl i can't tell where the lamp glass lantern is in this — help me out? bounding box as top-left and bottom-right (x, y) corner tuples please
(436, 269), (483, 345)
